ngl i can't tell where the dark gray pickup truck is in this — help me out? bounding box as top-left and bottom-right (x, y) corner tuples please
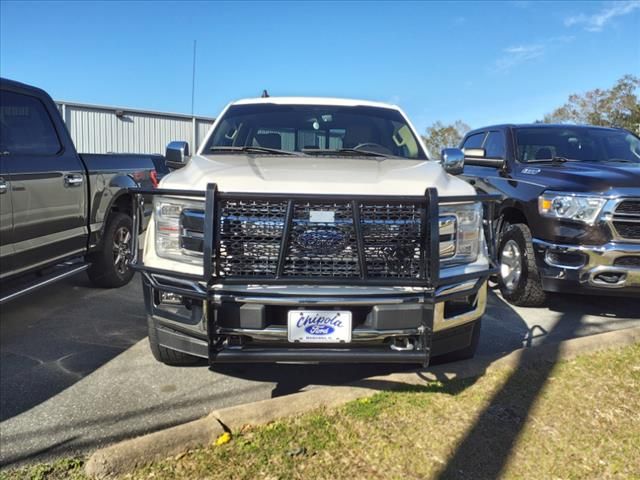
(459, 124), (640, 306)
(0, 78), (163, 302)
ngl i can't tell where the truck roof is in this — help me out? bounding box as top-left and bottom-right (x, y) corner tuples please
(0, 77), (48, 97)
(466, 123), (626, 135)
(231, 96), (400, 110)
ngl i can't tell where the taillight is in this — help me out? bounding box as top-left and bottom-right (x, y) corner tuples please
(150, 170), (159, 188)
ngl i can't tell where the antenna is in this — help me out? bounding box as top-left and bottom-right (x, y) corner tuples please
(261, 89), (270, 98)
(191, 40), (197, 115)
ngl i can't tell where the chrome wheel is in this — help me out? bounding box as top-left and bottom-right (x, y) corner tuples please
(113, 226), (131, 275)
(500, 239), (522, 291)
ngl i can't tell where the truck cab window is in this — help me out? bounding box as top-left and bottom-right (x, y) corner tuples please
(516, 127), (640, 163)
(462, 132), (485, 150)
(484, 131), (506, 158)
(0, 91), (61, 155)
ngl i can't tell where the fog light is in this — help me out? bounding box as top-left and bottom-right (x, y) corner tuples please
(225, 335), (244, 348)
(545, 250), (587, 269)
(160, 292), (183, 305)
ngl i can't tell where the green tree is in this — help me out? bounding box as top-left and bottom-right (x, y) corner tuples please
(543, 75), (640, 133)
(422, 120), (471, 159)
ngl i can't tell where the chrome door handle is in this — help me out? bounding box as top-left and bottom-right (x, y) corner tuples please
(0, 178), (7, 194)
(64, 174), (84, 187)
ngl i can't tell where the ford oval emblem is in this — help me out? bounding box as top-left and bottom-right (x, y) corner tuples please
(305, 325), (335, 335)
(295, 228), (348, 255)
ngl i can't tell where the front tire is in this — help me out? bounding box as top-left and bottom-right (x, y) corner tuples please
(433, 319), (481, 363)
(147, 317), (204, 366)
(87, 212), (135, 288)
(498, 223), (546, 307)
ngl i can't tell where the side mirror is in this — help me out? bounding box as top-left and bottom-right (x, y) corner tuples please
(441, 148), (465, 175)
(463, 148), (505, 168)
(463, 148), (486, 158)
(165, 141), (190, 170)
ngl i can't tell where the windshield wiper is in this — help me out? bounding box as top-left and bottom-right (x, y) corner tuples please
(302, 148), (391, 158)
(526, 156), (573, 164)
(209, 146), (299, 156)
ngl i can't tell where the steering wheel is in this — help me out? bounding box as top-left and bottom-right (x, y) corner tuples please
(353, 143), (393, 155)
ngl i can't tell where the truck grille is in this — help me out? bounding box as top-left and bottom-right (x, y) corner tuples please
(216, 200), (426, 280)
(612, 200), (640, 241)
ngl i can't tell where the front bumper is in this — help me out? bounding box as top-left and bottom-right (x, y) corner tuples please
(142, 275), (488, 365)
(533, 239), (640, 294)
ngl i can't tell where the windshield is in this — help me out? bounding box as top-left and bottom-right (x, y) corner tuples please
(516, 127), (640, 163)
(204, 103), (427, 160)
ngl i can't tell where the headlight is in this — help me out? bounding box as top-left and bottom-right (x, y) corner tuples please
(154, 197), (205, 264)
(538, 192), (606, 224)
(439, 202), (482, 265)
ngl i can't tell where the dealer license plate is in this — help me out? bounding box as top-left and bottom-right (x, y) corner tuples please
(287, 310), (352, 343)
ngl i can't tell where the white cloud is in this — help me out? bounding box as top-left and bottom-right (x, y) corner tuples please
(492, 36), (575, 73)
(565, 0), (640, 32)
(495, 44), (545, 71)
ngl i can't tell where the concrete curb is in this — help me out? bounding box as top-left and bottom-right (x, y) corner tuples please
(85, 325), (640, 478)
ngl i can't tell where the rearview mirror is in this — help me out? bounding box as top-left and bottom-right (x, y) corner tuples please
(165, 141), (190, 170)
(441, 148), (465, 175)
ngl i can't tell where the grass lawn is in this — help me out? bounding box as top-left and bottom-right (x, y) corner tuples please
(3, 343), (639, 480)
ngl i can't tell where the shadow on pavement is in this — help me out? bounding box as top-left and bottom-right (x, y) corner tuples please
(434, 294), (596, 480)
(545, 291), (640, 318)
(0, 275), (147, 422)
(211, 362), (417, 398)
(479, 288), (640, 357)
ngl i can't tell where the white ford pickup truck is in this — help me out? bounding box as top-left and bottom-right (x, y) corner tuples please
(130, 97), (498, 366)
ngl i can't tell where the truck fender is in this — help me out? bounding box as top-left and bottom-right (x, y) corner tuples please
(497, 199), (531, 237)
(88, 174), (141, 251)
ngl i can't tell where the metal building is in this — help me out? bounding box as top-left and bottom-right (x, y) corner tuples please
(55, 100), (215, 155)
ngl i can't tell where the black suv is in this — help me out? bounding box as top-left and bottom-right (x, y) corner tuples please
(459, 124), (640, 306)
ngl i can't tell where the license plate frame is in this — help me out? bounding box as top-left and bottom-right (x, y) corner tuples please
(287, 310), (352, 343)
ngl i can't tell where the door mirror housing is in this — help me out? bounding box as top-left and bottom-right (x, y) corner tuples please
(441, 148), (465, 175)
(463, 148), (505, 168)
(463, 148), (485, 158)
(165, 141), (190, 170)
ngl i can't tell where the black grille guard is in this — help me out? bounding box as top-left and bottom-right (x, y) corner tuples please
(129, 184), (500, 296)
(130, 185), (499, 365)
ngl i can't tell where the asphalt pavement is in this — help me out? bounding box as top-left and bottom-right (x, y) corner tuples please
(1, 274), (639, 467)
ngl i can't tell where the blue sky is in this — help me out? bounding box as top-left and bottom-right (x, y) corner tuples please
(1, 1), (639, 132)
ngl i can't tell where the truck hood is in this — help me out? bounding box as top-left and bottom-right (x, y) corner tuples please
(519, 161), (640, 195)
(160, 153), (476, 197)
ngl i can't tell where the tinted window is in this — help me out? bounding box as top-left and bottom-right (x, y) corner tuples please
(462, 132), (485, 149)
(205, 104), (427, 159)
(515, 127), (640, 163)
(484, 131), (506, 158)
(0, 90), (61, 155)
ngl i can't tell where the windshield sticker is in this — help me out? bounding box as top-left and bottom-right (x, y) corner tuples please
(522, 167), (541, 175)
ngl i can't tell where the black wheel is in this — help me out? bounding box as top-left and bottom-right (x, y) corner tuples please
(498, 223), (546, 307)
(147, 316), (204, 366)
(87, 212), (135, 288)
